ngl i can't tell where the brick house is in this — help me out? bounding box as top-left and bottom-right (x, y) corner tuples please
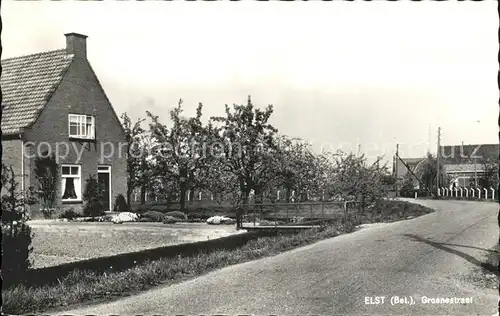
(1, 32), (127, 217)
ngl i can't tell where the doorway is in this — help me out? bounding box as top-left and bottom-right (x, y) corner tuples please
(97, 165), (111, 211)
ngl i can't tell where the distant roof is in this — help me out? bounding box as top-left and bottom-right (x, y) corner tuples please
(1, 49), (74, 135)
(400, 158), (424, 165)
(441, 144), (499, 164)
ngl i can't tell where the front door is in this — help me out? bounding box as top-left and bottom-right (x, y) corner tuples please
(97, 166), (111, 211)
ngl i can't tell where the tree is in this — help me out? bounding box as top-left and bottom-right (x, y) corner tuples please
(199, 157), (241, 206)
(34, 153), (58, 218)
(328, 152), (390, 210)
(120, 112), (146, 206)
(147, 99), (211, 211)
(476, 153), (499, 189)
(210, 96), (280, 205)
(270, 136), (330, 202)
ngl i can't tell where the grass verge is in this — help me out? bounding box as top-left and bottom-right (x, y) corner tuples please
(2, 200), (434, 315)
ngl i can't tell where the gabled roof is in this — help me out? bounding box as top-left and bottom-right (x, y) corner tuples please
(400, 158), (424, 165)
(1, 49), (74, 135)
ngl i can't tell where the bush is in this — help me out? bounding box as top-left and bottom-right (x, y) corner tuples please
(113, 194), (129, 213)
(2, 221), (33, 283)
(1, 164), (35, 285)
(164, 211), (187, 221)
(141, 211), (166, 222)
(41, 208), (56, 219)
(162, 216), (179, 224)
(82, 175), (106, 218)
(59, 209), (81, 220)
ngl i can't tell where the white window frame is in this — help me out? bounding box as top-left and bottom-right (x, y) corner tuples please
(61, 164), (82, 202)
(69, 114), (95, 139)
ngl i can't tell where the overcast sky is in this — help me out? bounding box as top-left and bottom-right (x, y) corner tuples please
(2, 1), (498, 163)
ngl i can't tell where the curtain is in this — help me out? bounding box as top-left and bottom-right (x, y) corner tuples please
(62, 178), (77, 199)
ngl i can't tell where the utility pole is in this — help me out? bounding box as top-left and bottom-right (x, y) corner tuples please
(474, 156), (478, 188)
(436, 127), (441, 196)
(395, 144), (399, 197)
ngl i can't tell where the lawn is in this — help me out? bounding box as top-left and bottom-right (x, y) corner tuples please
(29, 222), (241, 268)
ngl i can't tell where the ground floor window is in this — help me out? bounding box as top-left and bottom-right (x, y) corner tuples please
(61, 165), (81, 201)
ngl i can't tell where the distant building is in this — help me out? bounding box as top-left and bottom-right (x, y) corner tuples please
(440, 144), (498, 187)
(393, 143), (498, 190)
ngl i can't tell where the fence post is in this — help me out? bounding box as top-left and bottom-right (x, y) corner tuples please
(260, 204), (263, 225)
(321, 202), (325, 226)
(253, 204), (256, 226)
(275, 204), (278, 227)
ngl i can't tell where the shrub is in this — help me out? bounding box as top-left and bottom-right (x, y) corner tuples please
(41, 208), (56, 219)
(1, 164), (35, 285)
(162, 216), (179, 224)
(59, 209), (81, 220)
(2, 222), (33, 283)
(34, 154), (58, 217)
(141, 211), (165, 222)
(82, 175), (106, 218)
(113, 194), (129, 213)
(164, 211), (188, 221)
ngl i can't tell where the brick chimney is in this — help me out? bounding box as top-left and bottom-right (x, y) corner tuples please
(64, 32), (88, 59)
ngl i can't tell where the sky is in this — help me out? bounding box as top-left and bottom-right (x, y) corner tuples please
(2, 1), (498, 164)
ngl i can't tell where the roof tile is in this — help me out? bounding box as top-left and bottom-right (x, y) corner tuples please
(1, 49), (73, 135)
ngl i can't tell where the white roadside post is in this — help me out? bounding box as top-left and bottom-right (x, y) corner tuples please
(483, 188), (488, 200)
(211, 193), (214, 201)
(491, 187), (495, 201)
(437, 188), (441, 197)
(414, 191), (418, 199)
(465, 188), (469, 198)
(477, 188), (481, 200)
(459, 187), (463, 198)
(199, 191), (202, 201)
(471, 188), (475, 198)
(454, 188), (458, 198)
